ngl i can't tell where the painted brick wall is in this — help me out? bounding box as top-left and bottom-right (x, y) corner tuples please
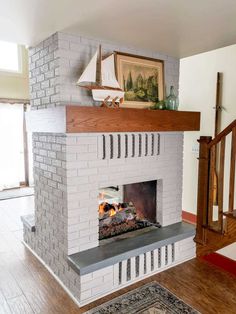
(26, 131), (184, 259)
(66, 132), (183, 255)
(29, 32), (179, 109)
(26, 133), (81, 298)
(29, 34), (60, 110)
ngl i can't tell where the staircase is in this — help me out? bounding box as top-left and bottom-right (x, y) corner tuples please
(195, 120), (236, 256)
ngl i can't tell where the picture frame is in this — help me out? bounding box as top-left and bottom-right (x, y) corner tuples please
(115, 52), (164, 109)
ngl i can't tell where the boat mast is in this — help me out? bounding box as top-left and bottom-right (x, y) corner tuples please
(96, 44), (102, 86)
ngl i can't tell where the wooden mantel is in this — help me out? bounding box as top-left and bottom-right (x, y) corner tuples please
(26, 106), (200, 133)
(66, 106), (200, 133)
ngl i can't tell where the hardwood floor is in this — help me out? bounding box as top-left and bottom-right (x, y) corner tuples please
(0, 196), (236, 313)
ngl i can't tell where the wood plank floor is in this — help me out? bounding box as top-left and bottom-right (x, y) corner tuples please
(0, 196), (236, 313)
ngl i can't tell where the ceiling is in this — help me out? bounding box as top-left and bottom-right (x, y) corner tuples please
(0, 0), (236, 58)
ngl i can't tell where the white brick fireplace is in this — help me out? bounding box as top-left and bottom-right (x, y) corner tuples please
(22, 32), (197, 306)
(66, 131), (183, 255)
(23, 125), (196, 305)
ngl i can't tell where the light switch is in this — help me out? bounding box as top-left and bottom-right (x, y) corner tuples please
(191, 142), (199, 154)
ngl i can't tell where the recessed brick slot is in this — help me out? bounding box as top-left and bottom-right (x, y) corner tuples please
(98, 181), (159, 240)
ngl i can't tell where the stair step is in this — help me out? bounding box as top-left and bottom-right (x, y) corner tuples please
(223, 210), (236, 219)
(206, 220), (226, 234)
(207, 226), (223, 233)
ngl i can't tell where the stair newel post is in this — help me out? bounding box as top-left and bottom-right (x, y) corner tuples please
(195, 136), (212, 244)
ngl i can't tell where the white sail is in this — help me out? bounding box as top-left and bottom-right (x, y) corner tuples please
(101, 54), (121, 89)
(77, 51), (98, 85)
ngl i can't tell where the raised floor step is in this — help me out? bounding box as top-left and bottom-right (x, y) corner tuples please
(223, 210), (236, 219)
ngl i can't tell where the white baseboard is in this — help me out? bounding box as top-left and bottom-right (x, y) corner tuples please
(22, 241), (82, 308)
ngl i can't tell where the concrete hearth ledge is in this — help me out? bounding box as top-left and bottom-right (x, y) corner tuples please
(68, 222), (195, 275)
(21, 214), (36, 232)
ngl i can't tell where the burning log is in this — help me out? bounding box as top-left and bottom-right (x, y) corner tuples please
(100, 209), (135, 227)
(99, 202), (136, 221)
(99, 219), (139, 240)
(99, 201), (141, 239)
(98, 201), (161, 240)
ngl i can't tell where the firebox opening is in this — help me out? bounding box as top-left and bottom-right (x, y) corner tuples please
(98, 181), (160, 240)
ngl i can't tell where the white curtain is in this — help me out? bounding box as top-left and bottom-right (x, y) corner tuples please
(0, 103), (25, 190)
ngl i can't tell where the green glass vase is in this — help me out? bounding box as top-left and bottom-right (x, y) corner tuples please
(166, 86), (179, 110)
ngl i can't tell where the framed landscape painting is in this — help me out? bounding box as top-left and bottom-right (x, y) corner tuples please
(115, 52), (164, 108)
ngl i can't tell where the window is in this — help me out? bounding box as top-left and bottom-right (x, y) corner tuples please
(0, 41), (21, 73)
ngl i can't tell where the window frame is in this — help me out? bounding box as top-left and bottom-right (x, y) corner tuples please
(0, 43), (23, 75)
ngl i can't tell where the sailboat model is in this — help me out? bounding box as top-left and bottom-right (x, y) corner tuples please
(77, 46), (124, 106)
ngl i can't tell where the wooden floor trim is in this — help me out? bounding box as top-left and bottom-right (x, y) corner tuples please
(200, 252), (236, 277)
(182, 211), (197, 224)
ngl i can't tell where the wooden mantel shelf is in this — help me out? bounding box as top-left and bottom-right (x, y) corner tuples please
(66, 106), (200, 133)
(26, 106), (200, 134)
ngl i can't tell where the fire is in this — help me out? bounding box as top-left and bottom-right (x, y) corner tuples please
(99, 202), (119, 217)
(110, 208), (116, 217)
(99, 203), (105, 216)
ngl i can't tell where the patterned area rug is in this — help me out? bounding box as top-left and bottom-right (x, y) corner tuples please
(85, 282), (200, 314)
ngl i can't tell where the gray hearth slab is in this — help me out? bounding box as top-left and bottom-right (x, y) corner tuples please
(21, 214), (36, 232)
(68, 222), (195, 275)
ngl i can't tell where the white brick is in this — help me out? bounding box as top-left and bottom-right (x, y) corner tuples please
(91, 282), (113, 296)
(76, 137), (97, 145)
(68, 224), (80, 233)
(79, 241), (98, 252)
(80, 289), (92, 300)
(76, 153), (97, 161)
(78, 168), (97, 177)
(81, 273), (93, 283)
(66, 137), (77, 145)
(92, 266), (113, 279)
(67, 145), (88, 153)
(66, 153), (77, 162)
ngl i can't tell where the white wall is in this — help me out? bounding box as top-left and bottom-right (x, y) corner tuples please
(179, 44), (236, 214)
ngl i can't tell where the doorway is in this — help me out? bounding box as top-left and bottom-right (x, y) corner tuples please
(0, 102), (33, 191)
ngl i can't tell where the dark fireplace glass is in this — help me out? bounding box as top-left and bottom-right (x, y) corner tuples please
(123, 181), (157, 223)
(98, 181), (158, 240)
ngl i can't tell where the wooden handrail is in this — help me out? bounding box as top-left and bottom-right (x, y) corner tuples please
(208, 119), (236, 148)
(196, 119), (236, 242)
